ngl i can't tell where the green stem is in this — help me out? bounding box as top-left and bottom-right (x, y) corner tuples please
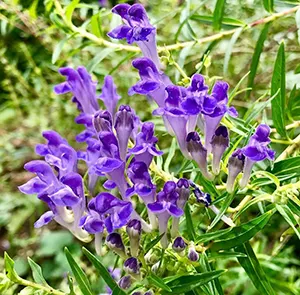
(0, 273), (66, 295)
(54, 1), (300, 53)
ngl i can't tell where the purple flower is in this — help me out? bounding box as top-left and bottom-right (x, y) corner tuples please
(129, 58), (171, 107)
(154, 85), (193, 158)
(93, 132), (128, 198)
(226, 149), (245, 193)
(108, 4), (161, 69)
(54, 66), (99, 115)
(239, 124), (275, 189)
(126, 160), (157, 229)
(211, 126), (229, 175)
(148, 181), (183, 248)
(186, 132), (213, 180)
(93, 110), (113, 134)
(171, 178), (190, 237)
(35, 130), (77, 178)
(118, 275), (131, 290)
(99, 75), (121, 119)
(81, 192), (133, 234)
(128, 122), (163, 167)
(115, 105), (137, 160)
(19, 161), (89, 241)
(202, 81), (237, 153)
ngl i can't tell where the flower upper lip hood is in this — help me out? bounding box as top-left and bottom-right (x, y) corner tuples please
(108, 4), (155, 44)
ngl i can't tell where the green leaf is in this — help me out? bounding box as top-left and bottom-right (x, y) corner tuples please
(164, 138), (177, 174)
(27, 258), (48, 286)
(64, 248), (93, 295)
(148, 273), (172, 292)
(67, 274), (76, 295)
(246, 23), (270, 98)
(91, 13), (102, 38)
(271, 42), (287, 137)
(191, 15), (245, 28)
(213, 0), (226, 31)
(184, 203), (196, 241)
(276, 204), (300, 240)
(86, 48), (115, 72)
(197, 210), (275, 250)
(66, 0), (80, 24)
(208, 192), (235, 230)
(207, 251), (247, 261)
(223, 27), (243, 75)
(82, 247), (124, 294)
(263, 0), (274, 13)
(144, 233), (165, 254)
(4, 252), (20, 282)
(52, 37), (69, 64)
(235, 242), (276, 295)
(163, 270), (226, 294)
(268, 156), (300, 179)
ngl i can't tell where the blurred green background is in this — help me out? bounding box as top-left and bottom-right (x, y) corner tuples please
(0, 0), (300, 294)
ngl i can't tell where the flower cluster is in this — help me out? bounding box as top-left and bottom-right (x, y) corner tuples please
(19, 2), (275, 293)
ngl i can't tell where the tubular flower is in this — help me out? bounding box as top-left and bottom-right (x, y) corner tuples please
(128, 122), (163, 167)
(171, 178), (190, 237)
(226, 149), (245, 193)
(106, 233), (126, 258)
(147, 181), (184, 248)
(239, 124), (275, 189)
(108, 3), (161, 69)
(129, 58), (172, 107)
(211, 126), (229, 175)
(99, 75), (121, 120)
(19, 161), (89, 241)
(186, 132), (213, 180)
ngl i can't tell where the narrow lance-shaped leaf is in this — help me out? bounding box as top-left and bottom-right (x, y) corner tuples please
(64, 247), (93, 295)
(263, 0), (274, 13)
(184, 203), (196, 241)
(271, 42), (287, 137)
(246, 23), (270, 98)
(82, 247), (126, 295)
(147, 273), (172, 292)
(235, 242), (276, 295)
(27, 257), (49, 286)
(213, 0), (226, 31)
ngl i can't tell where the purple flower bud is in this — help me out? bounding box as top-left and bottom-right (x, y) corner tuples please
(186, 132), (213, 180)
(118, 275), (131, 290)
(124, 257), (141, 275)
(115, 105), (136, 160)
(144, 291), (154, 295)
(172, 237), (186, 253)
(188, 245), (199, 262)
(132, 292), (143, 295)
(226, 149), (245, 193)
(106, 233), (126, 258)
(211, 126), (229, 175)
(127, 219), (142, 257)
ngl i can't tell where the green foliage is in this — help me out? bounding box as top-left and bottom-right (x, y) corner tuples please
(0, 0), (300, 294)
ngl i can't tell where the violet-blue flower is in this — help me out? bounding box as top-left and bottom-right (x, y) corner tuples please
(108, 4), (161, 69)
(148, 181), (183, 248)
(211, 126), (229, 175)
(19, 161), (89, 241)
(239, 124), (275, 189)
(99, 75), (121, 120)
(186, 132), (213, 180)
(129, 57), (172, 107)
(128, 122), (163, 167)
